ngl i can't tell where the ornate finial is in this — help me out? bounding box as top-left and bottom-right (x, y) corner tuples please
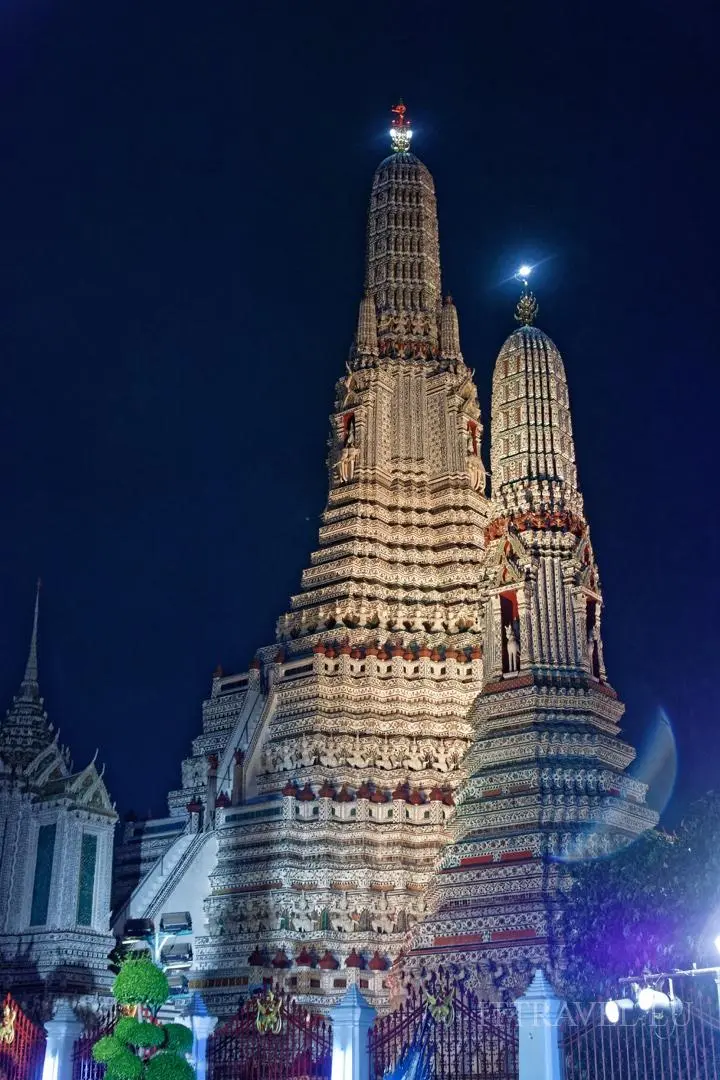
(515, 291), (539, 326)
(390, 101), (412, 153)
(514, 265), (538, 326)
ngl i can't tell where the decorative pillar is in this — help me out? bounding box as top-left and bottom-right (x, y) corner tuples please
(188, 994), (218, 1080)
(231, 750), (245, 805)
(205, 754), (218, 831)
(330, 985), (376, 1080)
(43, 1001), (83, 1080)
(514, 968), (565, 1080)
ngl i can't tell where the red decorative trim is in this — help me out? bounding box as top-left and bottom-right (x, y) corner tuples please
(459, 855), (493, 867)
(500, 850), (533, 862)
(485, 508), (586, 544)
(483, 673), (534, 695)
(433, 933), (486, 946)
(490, 929), (538, 941)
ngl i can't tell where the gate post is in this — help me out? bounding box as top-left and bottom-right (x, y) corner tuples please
(514, 969), (565, 1080)
(330, 985), (375, 1080)
(43, 1000), (83, 1080)
(188, 995), (218, 1080)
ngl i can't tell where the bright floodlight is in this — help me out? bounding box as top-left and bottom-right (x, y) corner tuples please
(605, 1001), (620, 1024)
(714, 934), (720, 954)
(517, 264), (533, 279)
(639, 988), (673, 1012)
(605, 998), (635, 1024)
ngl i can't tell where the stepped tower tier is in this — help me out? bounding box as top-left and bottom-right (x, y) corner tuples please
(405, 287), (657, 997)
(113, 107), (490, 1016)
(277, 106), (488, 649)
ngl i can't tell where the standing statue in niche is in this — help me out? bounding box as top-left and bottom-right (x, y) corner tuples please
(465, 423), (486, 493)
(587, 625), (600, 676)
(505, 623), (520, 673)
(336, 414), (359, 483)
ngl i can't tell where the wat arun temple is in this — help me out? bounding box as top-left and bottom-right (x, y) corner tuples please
(0, 104), (656, 1015)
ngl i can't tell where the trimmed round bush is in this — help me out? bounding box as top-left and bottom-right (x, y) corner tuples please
(114, 1017), (166, 1049)
(92, 1037), (124, 1063)
(113, 958), (169, 1008)
(162, 1025), (193, 1055)
(103, 1048), (144, 1080)
(145, 1053), (195, 1080)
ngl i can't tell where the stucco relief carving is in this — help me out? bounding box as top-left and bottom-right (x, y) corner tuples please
(258, 734), (469, 777)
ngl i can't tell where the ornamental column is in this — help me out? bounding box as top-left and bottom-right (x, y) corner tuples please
(514, 969), (565, 1080)
(188, 994), (218, 1080)
(43, 1001), (83, 1080)
(330, 985), (376, 1080)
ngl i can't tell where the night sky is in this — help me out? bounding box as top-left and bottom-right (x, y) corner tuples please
(0, 0), (717, 823)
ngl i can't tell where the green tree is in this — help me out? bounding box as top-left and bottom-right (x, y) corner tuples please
(560, 792), (720, 1000)
(92, 957), (194, 1080)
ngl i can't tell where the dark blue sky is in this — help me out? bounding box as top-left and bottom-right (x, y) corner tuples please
(0, 0), (717, 820)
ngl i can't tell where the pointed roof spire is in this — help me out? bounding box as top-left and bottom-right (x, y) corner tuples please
(440, 296), (462, 361)
(356, 292), (378, 357)
(0, 580), (54, 769)
(21, 579), (41, 695)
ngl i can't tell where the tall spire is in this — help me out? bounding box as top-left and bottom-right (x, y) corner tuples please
(21, 579), (41, 697)
(1, 581), (53, 769)
(364, 103), (442, 357)
(489, 274), (582, 520)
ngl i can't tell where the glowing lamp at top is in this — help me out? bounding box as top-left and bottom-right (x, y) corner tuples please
(517, 265), (533, 280)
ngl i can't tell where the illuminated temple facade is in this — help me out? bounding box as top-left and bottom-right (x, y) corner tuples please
(112, 105), (655, 1013)
(0, 588), (117, 1000)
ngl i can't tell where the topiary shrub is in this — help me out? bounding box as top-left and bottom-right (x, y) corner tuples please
(92, 958), (194, 1080)
(145, 1053), (195, 1080)
(161, 1026), (193, 1055)
(112, 958), (170, 1010)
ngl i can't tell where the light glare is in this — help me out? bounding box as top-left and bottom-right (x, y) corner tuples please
(517, 265), (533, 279)
(605, 1001), (620, 1024)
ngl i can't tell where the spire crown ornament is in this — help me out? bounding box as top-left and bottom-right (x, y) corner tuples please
(514, 267), (538, 327)
(514, 290), (539, 326)
(389, 100), (412, 153)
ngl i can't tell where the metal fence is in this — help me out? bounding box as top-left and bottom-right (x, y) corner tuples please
(0, 993), (46, 1080)
(208, 987), (332, 1080)
(368, 970), (518, 1080)
(563, 986), (720, 1080)
(71, 1005), (119, 1080)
